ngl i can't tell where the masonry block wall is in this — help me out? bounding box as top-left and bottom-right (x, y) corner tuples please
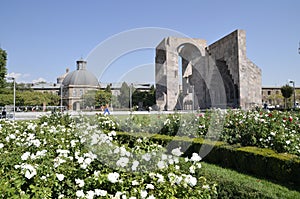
(155, 30), (261, 110)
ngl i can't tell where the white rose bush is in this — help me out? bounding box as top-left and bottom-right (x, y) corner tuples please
(1, 109), (298, 198)
(0, 113), (217, 198)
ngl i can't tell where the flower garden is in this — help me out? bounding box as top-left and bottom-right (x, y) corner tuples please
(0, 109), (299, 198)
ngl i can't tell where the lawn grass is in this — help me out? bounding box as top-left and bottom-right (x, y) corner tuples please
(199, 162), (300, 199)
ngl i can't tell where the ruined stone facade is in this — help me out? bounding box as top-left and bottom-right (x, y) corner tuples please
(155, 30), (261, 110)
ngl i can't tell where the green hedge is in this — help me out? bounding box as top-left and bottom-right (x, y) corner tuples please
(205, 145), (300, 187)
(115, 132), (300, 188)
(199, 162), (300, 199)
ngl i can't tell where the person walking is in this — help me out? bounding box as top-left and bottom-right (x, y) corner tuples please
(1, 108), (7, 119)
(103, 104), (110, 115)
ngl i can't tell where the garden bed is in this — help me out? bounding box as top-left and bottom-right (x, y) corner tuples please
(1, 109), (299, 198)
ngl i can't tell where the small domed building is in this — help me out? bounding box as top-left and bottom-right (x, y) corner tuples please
(61, 59), (100, 111)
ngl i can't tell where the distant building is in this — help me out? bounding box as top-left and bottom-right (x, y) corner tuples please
(31, 82), (61, 95)
(57, 68), (69, 84)
(61, 59), (100, 111)
(262, 86), (300, 107)
(100, 82), (153, 96)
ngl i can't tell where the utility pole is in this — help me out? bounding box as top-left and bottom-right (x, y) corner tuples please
(6, 77), (15, 120)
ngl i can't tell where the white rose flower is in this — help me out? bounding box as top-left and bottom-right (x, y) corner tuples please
(94, 189), (107, 196)
(24, 164), (37, 179)
(76, 190), (85, 198)
(70, 140), (77, 147)
(140, 190), (148, 198)
(184, 175), (197, 187)
(75, 178), (85, 187)
(190, 153), (201, 162)
(32, 139), (41, 147)
(21, 152), (31, 161)
(142, 153), (151, 161)
(156, 173), (165, 183)
(114, 147), (120, 154)
(116, 157), (129, 168)
(132, 180), (139, 186)
(86, 190), (95, 199)
(202, 185), (210, 189)
(108, 131), (116, 137)
(132, 160), (139, 171)
(189, 165), (196, 174)
(146, 184), (154, 190)
(77, 157), (84, 164)
(56, 173), (65, 181)
(196, 162), (202, 169)
(161, 154), (168, 160)
(107, 172), (119, 183)
(171, 147), (183, 156)
(94, 170), (100, 177)
(147, 195), (156, 199)
(84, 157), (92, 165)
(157, 161), (166, 169)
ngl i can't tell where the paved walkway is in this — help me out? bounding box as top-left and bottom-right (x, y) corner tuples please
(7, 110), (189, 120)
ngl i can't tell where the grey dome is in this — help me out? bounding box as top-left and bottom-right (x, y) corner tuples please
(62, 60), (99, 87)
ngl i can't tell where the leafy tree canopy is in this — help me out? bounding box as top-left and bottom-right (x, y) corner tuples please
(95, 89), (112, 107)
(118, 82), (133, 108)
(281, 84), (293, 99)
(0, 48), (7, 88)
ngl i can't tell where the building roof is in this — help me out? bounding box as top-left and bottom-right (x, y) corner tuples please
(31, 82), (61, 89)
(62, 60), (99, 87)
(57, 68), (70, 84)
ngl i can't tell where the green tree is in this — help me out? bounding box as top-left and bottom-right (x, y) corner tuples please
(105, 84), (112, 93)
(132, 85), (156, 110)
(17, 83), (33, 91)
(82, 90), (96, 109)
(281, 84), (293, 109)
(118, 82), (133, 108)
(43, 92), (60, 106)
(17, 91), (59, 107)
(95, 90), (112, 107)
(0, 48), (7, 88)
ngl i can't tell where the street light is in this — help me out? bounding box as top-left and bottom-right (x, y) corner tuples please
(6, 77), (15, 120)
(192, 85), (195, 112)
(289, 80), (296, 109)
(129, 83), (133, 111)
(60, 84), (63, 113)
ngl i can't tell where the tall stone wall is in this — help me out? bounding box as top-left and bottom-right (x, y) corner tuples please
(155, 30), (261, 110)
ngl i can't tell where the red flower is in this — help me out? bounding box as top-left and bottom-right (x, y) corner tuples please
(268, 113), (272, 117)
(289, 117), (293, 122)
(198, 113), (204, 117)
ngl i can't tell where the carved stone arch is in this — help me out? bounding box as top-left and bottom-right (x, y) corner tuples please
(155, 37), (207, 111)
(155, 30), (262, 111)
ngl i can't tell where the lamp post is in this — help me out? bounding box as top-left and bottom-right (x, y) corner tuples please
(192, 85), (195, 112)
(60, 84), (63, 113)
(129, 83), (133, 111)
(289, 80), (296, 109)
(6, 77), (15, 120)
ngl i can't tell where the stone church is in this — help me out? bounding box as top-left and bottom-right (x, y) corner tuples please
(155, 30), (261, 110)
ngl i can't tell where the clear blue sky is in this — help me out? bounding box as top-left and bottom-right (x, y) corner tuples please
(1, 0), (300, 86)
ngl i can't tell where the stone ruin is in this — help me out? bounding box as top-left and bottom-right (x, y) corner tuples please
(155, 29), (261, 110)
